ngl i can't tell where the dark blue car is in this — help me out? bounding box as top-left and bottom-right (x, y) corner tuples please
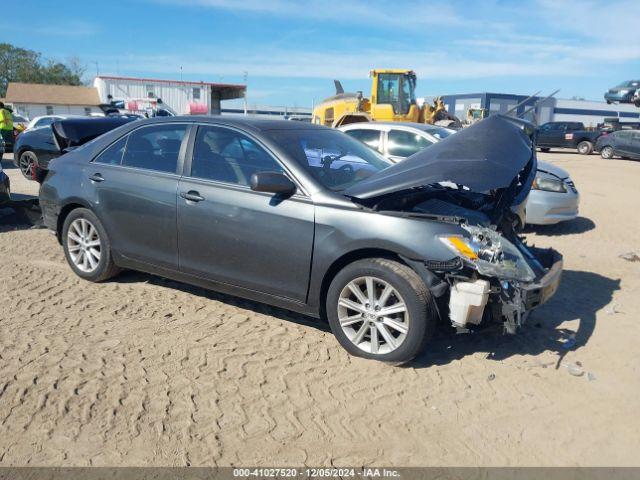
(596, 130), (640, 160)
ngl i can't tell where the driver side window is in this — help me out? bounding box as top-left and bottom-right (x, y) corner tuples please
(190, 126), (284, 186)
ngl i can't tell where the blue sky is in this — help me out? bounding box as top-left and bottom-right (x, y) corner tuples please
(4, 0), (640, 108)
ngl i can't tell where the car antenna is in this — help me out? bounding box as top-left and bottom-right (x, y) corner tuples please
(504, 90), (542, 116)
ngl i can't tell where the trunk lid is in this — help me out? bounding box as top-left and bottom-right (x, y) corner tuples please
(51, 116), (135, 152)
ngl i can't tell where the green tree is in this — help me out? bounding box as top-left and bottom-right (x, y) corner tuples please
(0, 43), (85, 97)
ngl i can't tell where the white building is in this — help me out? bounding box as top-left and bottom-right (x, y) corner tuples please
(5, 82), (103, 119)
(93, 76), (246, 116)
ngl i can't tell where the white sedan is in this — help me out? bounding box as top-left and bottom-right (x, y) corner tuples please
(339, 121), (579, 226)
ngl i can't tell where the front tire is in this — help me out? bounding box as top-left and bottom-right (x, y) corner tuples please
(326, 258), (436, 364)
(539, 147), (550, 152)
(577, 141), (593, 155)
(18, 150), (37, 179)
(600, 146), (614, 159)
(62, 208), (120, 282)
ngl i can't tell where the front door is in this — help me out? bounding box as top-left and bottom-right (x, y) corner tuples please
(177, 125), (315, 302)
(89, 123), (189, 269)
(537, 123), (564, 147)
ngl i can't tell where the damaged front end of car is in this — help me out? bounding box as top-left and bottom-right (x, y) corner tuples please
(345, 114), (563, 334)
(436, 223), (562, 333)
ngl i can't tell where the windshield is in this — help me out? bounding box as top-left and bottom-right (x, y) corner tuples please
(376, 73), (417, 115)
(266, 129), (392, 192)
(617, 81), (638, 88)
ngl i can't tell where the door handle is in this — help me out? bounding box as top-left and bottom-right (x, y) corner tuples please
(180, 190), (205, 202)
(89, 173), (104, 182)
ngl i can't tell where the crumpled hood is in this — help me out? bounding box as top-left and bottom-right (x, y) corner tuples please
(344, 114), (537, 201)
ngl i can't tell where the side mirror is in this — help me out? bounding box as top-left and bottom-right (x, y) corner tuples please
(250, 171), (296, 196)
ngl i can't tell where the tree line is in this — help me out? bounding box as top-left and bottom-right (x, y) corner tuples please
(0, 43), (86, 97)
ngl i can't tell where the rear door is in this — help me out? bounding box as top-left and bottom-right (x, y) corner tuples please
(89, 122), (190, 269)
(176, 124), (315, 302)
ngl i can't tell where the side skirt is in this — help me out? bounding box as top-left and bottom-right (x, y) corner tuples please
(112, 252), (320, 319)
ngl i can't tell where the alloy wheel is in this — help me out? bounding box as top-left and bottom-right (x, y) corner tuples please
(337, 276), (409, 355)
(601, 146), (614, 159)
(19, 152), (37, 178)
(67, 218), (102, 273)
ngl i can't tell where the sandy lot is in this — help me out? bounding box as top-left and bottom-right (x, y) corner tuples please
(1, 151), (639, 467)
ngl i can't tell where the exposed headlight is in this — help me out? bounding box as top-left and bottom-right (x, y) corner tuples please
(619, 89), (629, 94)
(439, 226), (535, 282)
(532, 176), (567, 193)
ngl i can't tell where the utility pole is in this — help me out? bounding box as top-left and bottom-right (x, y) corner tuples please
(94, 61), (99, 76)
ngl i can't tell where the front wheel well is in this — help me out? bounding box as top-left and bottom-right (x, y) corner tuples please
(318, 248), (406, 320)
(56, 203), (86, 242)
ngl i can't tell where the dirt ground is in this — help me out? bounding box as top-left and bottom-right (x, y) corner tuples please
(1, 151), (639, 467)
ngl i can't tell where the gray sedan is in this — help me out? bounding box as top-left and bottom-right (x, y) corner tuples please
(339, 121), (579, 226)
(39, 115), (561, 364)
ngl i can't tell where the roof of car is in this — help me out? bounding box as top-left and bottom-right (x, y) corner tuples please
(138, 115), (327, 132)
(341, 121), (448, 131)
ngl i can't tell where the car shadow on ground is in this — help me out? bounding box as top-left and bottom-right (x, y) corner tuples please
(116, 270), (332, 333)
(0, 200), (42, 232)
(409, 269), (620, 369)
(525, 216), (595, 236)
(118, 268), (619, 368)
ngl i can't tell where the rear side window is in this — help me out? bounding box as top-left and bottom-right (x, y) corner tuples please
(344, 129), (381, 150)
(121, 124), (187, 173)
(35, 117), (56, 128)
(387, 129), (433, 158)
(94, 136), (127, 165)
(190, 126), (283, 185)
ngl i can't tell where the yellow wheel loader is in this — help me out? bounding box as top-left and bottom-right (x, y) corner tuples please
(312, 69), (460, 128)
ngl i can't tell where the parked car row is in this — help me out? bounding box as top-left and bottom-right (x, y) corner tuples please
(36, 114), (562, 363)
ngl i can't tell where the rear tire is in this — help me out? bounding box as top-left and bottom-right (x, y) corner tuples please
(539, 147), (550, 152)
(326, 258), (437, 364)
(600, 146), (614, 159)
(577, 141), (593, 155)
(62, 208), (120, 282)
(18, 150), (37, 179)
